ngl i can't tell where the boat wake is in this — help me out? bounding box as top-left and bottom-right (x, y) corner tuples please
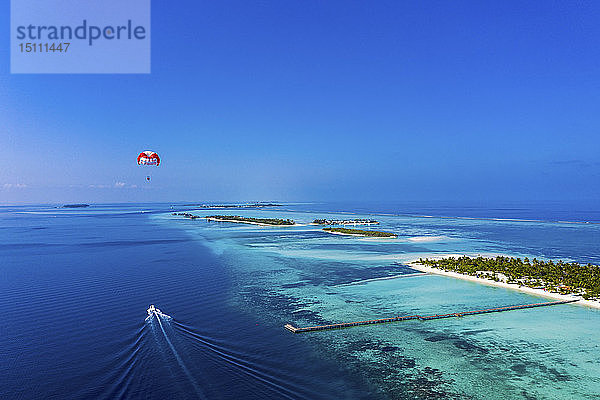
(145, 306), (206, 399)
(139, 306), (318, 399)
(172, 321), (315, 399)
(87, 325), (150, 400)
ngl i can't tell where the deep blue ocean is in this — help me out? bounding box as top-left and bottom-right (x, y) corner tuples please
(1, 202), (599, 399)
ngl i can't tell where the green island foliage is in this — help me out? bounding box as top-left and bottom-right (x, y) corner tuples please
(418, 256), (600, 300)
(182, 203), (281, 208)
(172, 212), (201, 219)
(206, 215), (295, 225)
(313, 219), (378, 225)
(323, 227), (396, 237)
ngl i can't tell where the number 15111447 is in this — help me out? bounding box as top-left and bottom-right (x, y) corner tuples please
(19, 43), (70, 52)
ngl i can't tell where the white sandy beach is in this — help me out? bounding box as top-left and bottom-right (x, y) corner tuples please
(408, 260), (600, 310)
(406, 235), (448, 243)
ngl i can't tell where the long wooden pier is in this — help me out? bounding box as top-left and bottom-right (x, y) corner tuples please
(284, 299), (578, 333)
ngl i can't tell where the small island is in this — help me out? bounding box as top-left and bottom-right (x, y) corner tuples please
(323, 227), (396, 238)
(313, 218), (379, 225)
(62, 204), (90, 208)
(412, 255), (600, 306)
(180, 202), (281, 208)
(172, 212), (201, 219)
(205, 215), (295, 226)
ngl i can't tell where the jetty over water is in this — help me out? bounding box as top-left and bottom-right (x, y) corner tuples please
(284, 299), (578, 333)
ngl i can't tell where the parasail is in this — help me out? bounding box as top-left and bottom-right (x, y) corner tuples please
(137, 151), (160, 166)
(138, 151), (160, 182)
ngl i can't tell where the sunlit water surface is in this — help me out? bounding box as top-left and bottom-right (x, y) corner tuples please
(1, 202), (599, 399)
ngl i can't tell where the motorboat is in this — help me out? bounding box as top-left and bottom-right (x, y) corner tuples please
(146, 304), (170, 320)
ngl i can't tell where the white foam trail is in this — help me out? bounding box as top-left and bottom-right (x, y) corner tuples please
(145, 312), (171, 322)
(150, 315), (206, 399)
(406, 235), (448, 243)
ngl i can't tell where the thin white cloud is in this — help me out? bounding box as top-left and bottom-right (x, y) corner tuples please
(88, 182), (137, 189)
(2, 183), (27, 189)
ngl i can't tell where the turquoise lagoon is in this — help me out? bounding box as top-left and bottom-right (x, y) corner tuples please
(155, 207), (600, 399)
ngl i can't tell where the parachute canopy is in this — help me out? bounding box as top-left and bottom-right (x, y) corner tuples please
(137, 151), (160, 166)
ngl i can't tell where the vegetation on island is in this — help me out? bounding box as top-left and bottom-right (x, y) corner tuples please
(418, 256), (600, 300)
(181, 202), (281, 208)
(323, 227), (396, 237)
(313, 218), (378, 225)
(172, 212), (202, 219)
(206, 215), (295, 225)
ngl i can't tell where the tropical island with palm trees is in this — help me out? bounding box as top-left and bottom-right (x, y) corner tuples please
(323, 227), (397, 238)
(205, 215), (296, 226)
(181, 202), (282, 208)
(411, 255), (600, 307)
(312, 219), (379, 225)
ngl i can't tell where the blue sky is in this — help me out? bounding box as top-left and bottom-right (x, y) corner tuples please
(1, 1), (599, 204)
